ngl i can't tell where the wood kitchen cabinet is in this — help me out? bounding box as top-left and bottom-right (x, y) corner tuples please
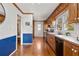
(68, 3), (79, 23)
(44, 4), (69, 26)
(77, 4), (79, 22)
(64, 40), (79, 56)
(64, 41), (73, 56)
(46, 33), (56, 55)
(46, 42), (55, 56)
(44, 3), (79, 25)
(68, 4), (77, 23)
(72, 45), (79, 56)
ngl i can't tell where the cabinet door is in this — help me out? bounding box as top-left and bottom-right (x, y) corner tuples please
(52, 36), (56, 52)
(72, 45), (79, 56)
(46, 43), (55, 56)
(64, 46), (73, 56)
(77, 3), (79, 22)
(47, 34), (56, 52)
(64, 41), (73, 56)
(68, 3), (77, 23)
(47, 34), (51, 44)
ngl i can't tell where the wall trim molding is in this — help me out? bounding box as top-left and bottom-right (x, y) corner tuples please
(34, 36), (44, 39)
(23, 43), (32, 45)
(9, 35), (17, 56)
(13, 3), (33, 15)
(9, 49), (16, 56)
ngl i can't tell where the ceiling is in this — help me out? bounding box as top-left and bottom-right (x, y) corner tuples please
(16, 3), (59, 21)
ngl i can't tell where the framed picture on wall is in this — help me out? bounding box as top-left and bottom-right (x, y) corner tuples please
(25, 21), (30, 26)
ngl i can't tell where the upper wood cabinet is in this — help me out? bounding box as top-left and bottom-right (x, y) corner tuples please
(68, 3), (79, 23)
(68, 3), (77, 23)
(44, 3), (69, 26)
(77, 4), (79, 22)
(44, 3), (79, 27)
(44, 20), (48, 30)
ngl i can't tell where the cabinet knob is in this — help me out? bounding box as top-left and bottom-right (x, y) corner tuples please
(77, 17), (79, 20)
(72, 49), (74, 51)
(74, 50), (77, 53)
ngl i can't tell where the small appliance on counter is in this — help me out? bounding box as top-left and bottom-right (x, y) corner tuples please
(77, 36), (79, 41)
(65, 32), (71, 36)
(47, 24), (54, 32)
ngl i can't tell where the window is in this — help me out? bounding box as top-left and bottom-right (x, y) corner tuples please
(37, 24), (41, 31)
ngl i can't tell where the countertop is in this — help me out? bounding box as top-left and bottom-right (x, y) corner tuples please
(46, 31), (79, 45)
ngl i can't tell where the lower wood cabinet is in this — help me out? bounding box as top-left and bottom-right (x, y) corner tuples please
(46, 33), (79, 56)
(72, 45), (79, 56)
(46, 33), (56, 55)
(64, 41), (79, 56)
(46, 43), (55, 56)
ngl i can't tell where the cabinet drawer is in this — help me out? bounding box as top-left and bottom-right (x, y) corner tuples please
(64, 45), (73, 56)
(72, 45), (79, 56)
(64, 41), (73, 56)
(64, 40), (79, 56)
(64, 41), (72, 47)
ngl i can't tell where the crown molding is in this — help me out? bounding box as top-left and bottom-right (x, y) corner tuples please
(13, 3), (33, 15)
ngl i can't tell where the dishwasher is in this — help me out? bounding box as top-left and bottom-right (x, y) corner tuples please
(55, 37), (63, 56)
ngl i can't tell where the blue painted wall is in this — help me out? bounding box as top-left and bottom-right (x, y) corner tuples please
(23, 34), (32, 43)
(0, 36), (16, 56)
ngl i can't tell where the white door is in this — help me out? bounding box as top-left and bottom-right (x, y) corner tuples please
(34, 21), (43, 37)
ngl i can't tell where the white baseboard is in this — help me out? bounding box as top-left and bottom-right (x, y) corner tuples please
(23, 43), (32, 45)
(9, 49), (16, 56)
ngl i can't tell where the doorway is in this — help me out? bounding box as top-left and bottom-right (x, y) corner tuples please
(17, 15), (21, 46)
(34, 21), (44, 37)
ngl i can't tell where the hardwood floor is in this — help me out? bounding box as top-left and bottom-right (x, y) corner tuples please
(12, 37), (55, 56)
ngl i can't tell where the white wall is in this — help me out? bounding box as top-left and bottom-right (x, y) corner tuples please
(13, 4), (23, 17)
(21, 14), (33, 34)
(0, 4), (18, 39)
(0, 4), (5, 15)
(34, 21), (44, 37)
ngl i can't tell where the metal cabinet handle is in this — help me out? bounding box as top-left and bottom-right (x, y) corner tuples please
(72, 49), (74, 51)
(75, 18), (76, 20)
(78, 17), (79, 19)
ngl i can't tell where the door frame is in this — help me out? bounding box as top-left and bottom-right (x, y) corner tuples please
(17, 14), (21, 46)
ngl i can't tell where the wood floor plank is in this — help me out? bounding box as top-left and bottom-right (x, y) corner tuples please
(12, 37), (55, 56)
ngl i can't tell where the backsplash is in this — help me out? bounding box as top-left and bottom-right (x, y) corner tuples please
(67, 23), (79, 38)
